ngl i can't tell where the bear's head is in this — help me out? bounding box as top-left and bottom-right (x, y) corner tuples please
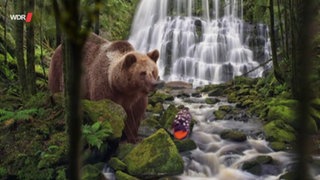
(111, 49), (163, 95)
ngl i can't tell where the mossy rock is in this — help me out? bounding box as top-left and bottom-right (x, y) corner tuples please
(263, 120), (296, 143)
(220, 130), (247, 142)
(208, 88), (224, 96)
(269, 142), (287, 151)
(237, 88), (250, 96)
(109, 157), (127, 171)
(159, 105), (179, 130)
(81, 163), (105, 180)
(205, 98), (220, 104)
(311, 98), (320, 110)
(227, 92), (237, 103)
(139, 117), (162, 137)
(116, 143), (136, 160)
(218, 105), (233, 113)
(173, 139), (197, 152)
(237, 99), (254, 108)
(267, 105), (296, 126)
(82, 99), (126, 139)
(213, 110), (226, 120)
(123, 129), (184, 179)
(146, 103), (164, 114)
(115, 171), (139, 180)
(241, 155), (274, 175)
(148, 92), (174, 106)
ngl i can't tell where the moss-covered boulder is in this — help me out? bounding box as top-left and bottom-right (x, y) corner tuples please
(123, 129), (184, 179)
(146, 102), (164, 114)
(115, 171), (139, 180)
(205, 98), (220, 104)
(82, 99), (126, 139)
(159, 105), (179, 130)
(109, 157), (127, 171)
(81, 163), (105, 180)
(173, 139), (197, 152)
(148, 92), (174, 106)
(220, 130), (247, 142)
(138, 117), (162, 137)
(269, 141), (288, 151)
(263, 120), (296, 143)
(241, 155), (277, 176)
(219, 105), (233, 113)
(227, 92), (237, 103)
(213, 110), (227, 120)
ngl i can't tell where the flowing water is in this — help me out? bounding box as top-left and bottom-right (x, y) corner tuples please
(170, 95), (294, 179)
(129, 0), (271, 87)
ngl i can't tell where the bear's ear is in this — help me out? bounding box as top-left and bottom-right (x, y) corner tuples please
(123, 54), (137, 69)
(147, 49), (159, 63)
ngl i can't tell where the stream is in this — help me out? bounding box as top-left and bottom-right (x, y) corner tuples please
(170, 94), (294, 179)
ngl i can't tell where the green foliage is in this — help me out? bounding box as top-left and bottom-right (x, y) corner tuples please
(0, 108), (38, 122)
(82, 121), (113, 149)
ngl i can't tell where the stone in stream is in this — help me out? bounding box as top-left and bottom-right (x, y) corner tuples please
(220, 130), (247, 142)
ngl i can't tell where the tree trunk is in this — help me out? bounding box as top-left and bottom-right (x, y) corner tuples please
(54, 0), (87, 179)
(14, 0), (27, 95)
(26, 0), (36, 95)
(269, 0), (283, 83)
(53, 0), (62, 47)
(293, 0), (316, 179)
(94, 0), (100, 35)
(4, 0), (9, 64)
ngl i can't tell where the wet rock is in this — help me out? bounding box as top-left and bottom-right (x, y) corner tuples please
(174, 139), (197, 152)
(220, 130), (247, 142)
(227, 92), (237, 103)
(148, 92), (174, 106)
(213, 110), (226, 120)
(241, 155), (279, 176)
(208, 88), (224, 97)
(115, 171), (139, 180)
(159, 105), (179, 130)
(123, 129), (184, 178)
(138, 117), (161, 137)
(116, 143), (136, 160)
(82, 99), (126, 139)
(146, 103), (164, 114)
(219, 105), (233, 113)
(205, 98), (220, 104)
(109, 157), (127, 171)
(191, 92), (202, 97)
(269, 141), (287, 151)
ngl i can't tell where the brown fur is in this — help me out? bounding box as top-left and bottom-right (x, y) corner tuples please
(49, 33), (160, 143)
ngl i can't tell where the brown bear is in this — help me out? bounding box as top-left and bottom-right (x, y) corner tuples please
(49, 33), (163, 143)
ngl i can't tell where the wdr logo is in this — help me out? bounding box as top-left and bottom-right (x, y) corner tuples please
(10, 12), (33, 23)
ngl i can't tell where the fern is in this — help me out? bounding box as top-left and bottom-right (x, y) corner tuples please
(0, 108), (38, 122)
(82, 121), (113, 150)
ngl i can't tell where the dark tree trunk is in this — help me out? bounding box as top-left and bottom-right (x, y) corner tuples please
(53, 0), (62, 47)
(54, 0), (89, 179)
(14, 0), (27, 95)
(94, 0), (101, 35)
(293, 0), (316, 179)
(269, 0), (283, 83)
(26, 0), (36, 94)
(4, 0), (9, 64)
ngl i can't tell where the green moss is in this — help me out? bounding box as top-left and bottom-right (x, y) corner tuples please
(213, 110), (226, 120)
(263, 120), (296, 143)
(270, 142), (287, 151)
(116, 143), (136, 160)
(219, 105), (233, 113)
(173, 139), (197, 152)
(159, 105), (179, 130)
(267, 105), (296, 126)
(82, 99), (126, 139)
(227, 92), (237, 103)
(147, 102), (164, 114)
(109, 157), (127, 171)
(115, 171), (139, 180)
(241, 155), (273, 175)
(149, 92), (174, 106)
(123, 129), (183, 178)
(205, 98), (220, 104)
(81, 163), (105, 180)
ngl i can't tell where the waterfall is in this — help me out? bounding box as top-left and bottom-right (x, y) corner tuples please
(129, 0), (271, 86)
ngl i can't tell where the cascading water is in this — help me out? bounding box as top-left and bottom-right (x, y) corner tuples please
(129, 0), (271, 86)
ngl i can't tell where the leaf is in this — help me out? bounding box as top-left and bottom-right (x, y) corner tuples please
(91, 122), (101, 132)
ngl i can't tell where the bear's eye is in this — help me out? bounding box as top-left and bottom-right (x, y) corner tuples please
(140, 71), (147, 76)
